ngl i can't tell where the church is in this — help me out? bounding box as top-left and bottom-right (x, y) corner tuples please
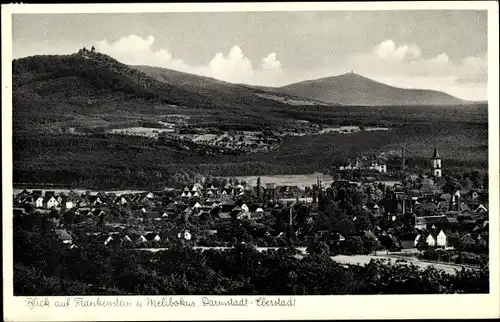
(431, 147), (442, 178)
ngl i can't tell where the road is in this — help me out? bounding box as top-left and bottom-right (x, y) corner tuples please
(132, 246), (477, 275)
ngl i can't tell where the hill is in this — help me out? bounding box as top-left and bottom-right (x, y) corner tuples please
(266, 72), (470, 106)
(133, 65), (331, 106)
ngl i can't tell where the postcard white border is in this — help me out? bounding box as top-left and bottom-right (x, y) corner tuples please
(2, 2), (499, 321)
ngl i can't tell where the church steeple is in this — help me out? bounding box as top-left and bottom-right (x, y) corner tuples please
(431, 146), (442, 178)
(432, 146), (440, 159)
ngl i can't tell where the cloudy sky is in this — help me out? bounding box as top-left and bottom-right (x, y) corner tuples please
(12, 10), (488, 100)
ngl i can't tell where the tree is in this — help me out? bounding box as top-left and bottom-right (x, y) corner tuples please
(256, 177), (261, 198)
(344, 236), (364, 255)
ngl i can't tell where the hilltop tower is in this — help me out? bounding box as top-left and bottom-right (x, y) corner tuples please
(431, 147), (442, 178)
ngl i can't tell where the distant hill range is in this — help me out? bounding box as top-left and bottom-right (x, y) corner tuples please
(255, 72), (473, 106)
(11, 49), (330, 124)
(12, 50), (479, 132)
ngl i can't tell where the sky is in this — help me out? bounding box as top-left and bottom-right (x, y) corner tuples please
(12, 10), (488, 101)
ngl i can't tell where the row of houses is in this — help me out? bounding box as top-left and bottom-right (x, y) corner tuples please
(54, 227), (193, 247)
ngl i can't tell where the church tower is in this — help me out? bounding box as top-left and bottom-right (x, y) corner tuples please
(431, 147), (442, 178)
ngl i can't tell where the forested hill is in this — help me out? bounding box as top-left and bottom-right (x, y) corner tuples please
(12, 50), (217, 108)
(12, 50), (297, 131)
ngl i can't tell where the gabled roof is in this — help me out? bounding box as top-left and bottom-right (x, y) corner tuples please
(95, 234), (113, 242)
(145, 232), (160, 241)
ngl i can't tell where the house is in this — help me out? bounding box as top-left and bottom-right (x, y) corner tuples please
(95, 234), (114, 246)
(145, 232), (161, 242)
(64, 199), (76, 210)
(89, 196), (103, 206)
(474, 204), (488, 213)
(116, 196), (129, 206)
(136, 235), (148, 244)
(122, 235), (133, 243)
(425, 234), (436, 247)
(436, 230), (448, 248)
(44, 196), (59, 209)
(460, 233), (475, 245)
(35, 196), (44, 208)
(240, 203), (250, 212)
(177, 229), (192, 240)
(367, 161), (387, 173)
(54, 229), (73, 244)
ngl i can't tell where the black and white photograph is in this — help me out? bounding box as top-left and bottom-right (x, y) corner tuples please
(2, 2), (499, 321)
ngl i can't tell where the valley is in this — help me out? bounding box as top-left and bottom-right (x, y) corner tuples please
(11, 50), (488, 190)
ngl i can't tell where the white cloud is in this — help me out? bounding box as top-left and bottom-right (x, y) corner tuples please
(346, 40), (487, 101)
(373, 40), (421, 61)
(96, 34), (283, 86)
(94, 35), (486, 101)
(261, 53), (282, 71)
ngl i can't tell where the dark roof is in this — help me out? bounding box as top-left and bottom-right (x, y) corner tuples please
(145, 232), (160, 240)
(95, 234), (113, 242)
(432, 147), (440, 159)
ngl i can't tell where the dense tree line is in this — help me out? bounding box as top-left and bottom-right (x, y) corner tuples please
(14, 217), (489, 296)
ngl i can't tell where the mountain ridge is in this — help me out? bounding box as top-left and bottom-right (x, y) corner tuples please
(264, 72), (472, 106)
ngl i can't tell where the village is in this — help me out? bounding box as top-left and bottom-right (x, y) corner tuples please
(12, 147), (489, 269)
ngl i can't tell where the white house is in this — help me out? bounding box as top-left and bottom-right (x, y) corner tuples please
(44, 196), (59, 209)
(368, 161), (387, 173)
(193, 202), (202, 209)
(240, 203), (249, 212)
(65, 200), (75, 210)
(425, 234), (436, 247)
(255, 207), (264, 213)
(35, 197), (44, 208)
(177, 229), (192, 240)
(136, 235), (147, 243)
(118, 196), (128, 205)
(436, 230), (447, 248)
